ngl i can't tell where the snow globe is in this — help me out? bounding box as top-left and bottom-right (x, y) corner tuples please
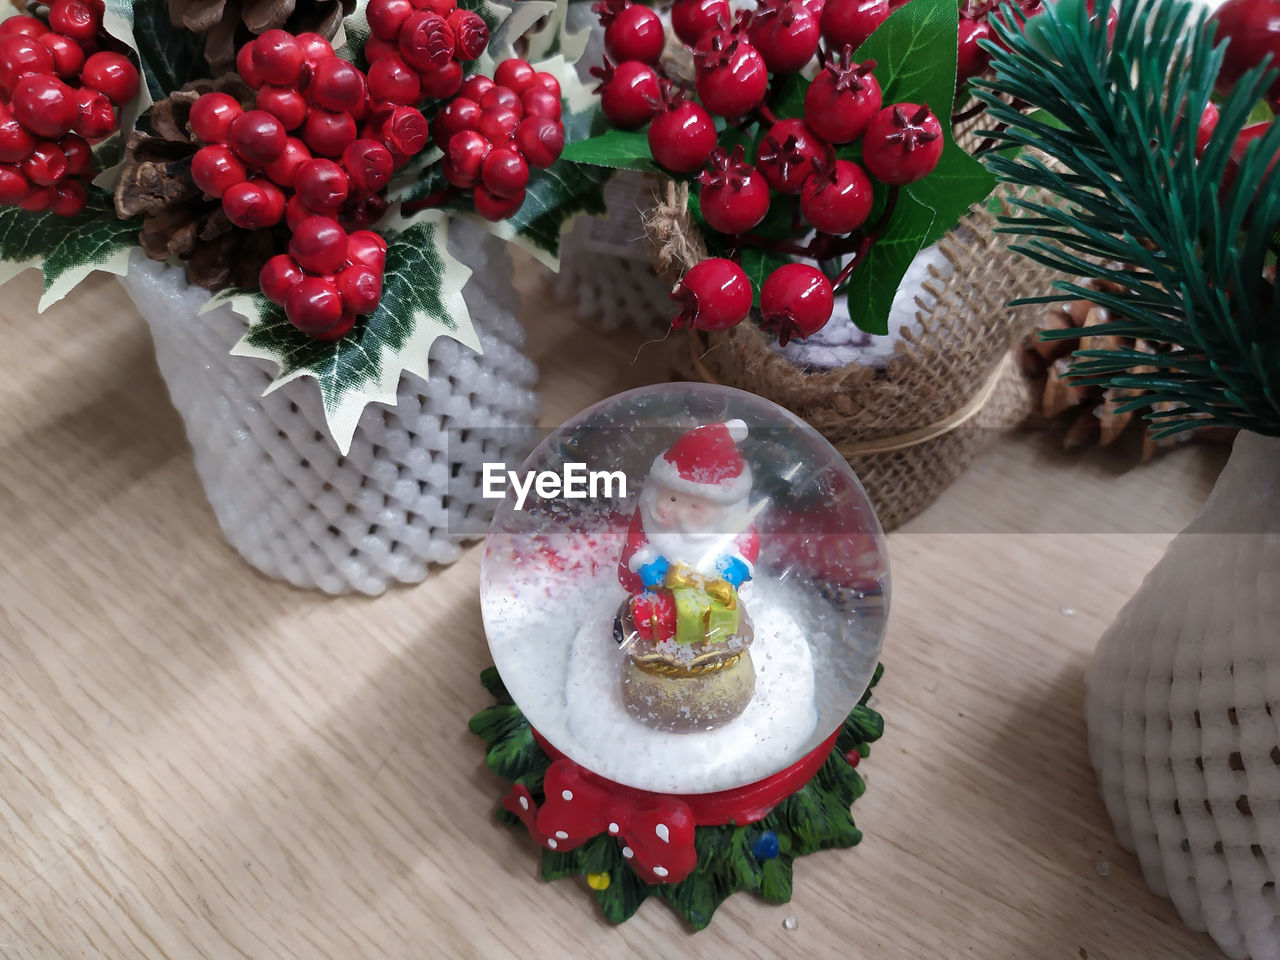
(470, 383), (889, 927)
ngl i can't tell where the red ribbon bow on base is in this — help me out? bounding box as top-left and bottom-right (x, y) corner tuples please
(503, 758), (698, 885)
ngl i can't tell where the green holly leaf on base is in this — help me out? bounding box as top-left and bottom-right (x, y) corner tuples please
(212, 207), (476, 456)
(0, 190), (142, 311)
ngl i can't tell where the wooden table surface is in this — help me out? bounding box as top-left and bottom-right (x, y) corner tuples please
(0, 253), (1232, 959)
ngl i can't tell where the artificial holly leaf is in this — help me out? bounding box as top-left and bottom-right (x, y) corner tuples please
(843, 189), (935, 335)
(596, 862), (652, 923)
(214, 207), (477, 455)
(738, 248), (791, 308)
(479, 665), (513, 703)
(0, 189), (141, 311)
(468, 702), (523, 744)
(560, 128), (659, 172)
(477, 0), (558, 74)
(519, 0), (591, 65)
(758, 854), (795, 904)
(486, 723), (542, 781)
(130, 0), (209, 101)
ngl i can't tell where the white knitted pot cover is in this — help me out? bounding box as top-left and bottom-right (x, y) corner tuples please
(1086, 431), (1280, 960)
(120, 219), (540, 595)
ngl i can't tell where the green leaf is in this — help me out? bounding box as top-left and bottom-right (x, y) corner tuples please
(130, 0), (209, 100)
(739, 248), (789, 308)
(0, 190), (141, 311)
(596, 864), (651, 923)
(844, 190), (936, 335)
(216, 207), (477, 455)
(759, 855), (795, 903)
(561, 128), (659, 172)
(479, 666), (512, 703)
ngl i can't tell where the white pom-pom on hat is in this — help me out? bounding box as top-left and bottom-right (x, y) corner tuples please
(725, 419), (748, 442)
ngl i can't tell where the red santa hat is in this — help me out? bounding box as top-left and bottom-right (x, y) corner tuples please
(648, 419), (751, 505)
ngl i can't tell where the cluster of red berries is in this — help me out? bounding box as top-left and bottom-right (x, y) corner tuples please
(0, 3), (139, 216)
(188, 29), (431, 339)
(433, 58), (565, 219)
(590, 0), (944, 343)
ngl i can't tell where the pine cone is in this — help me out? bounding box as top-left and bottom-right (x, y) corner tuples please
(169, 0), (355, 73)
(1020, 276), (1234, 460)
(115, 75), (279, 292)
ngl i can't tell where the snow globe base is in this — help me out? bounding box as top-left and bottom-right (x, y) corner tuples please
(469, 663), (886, 929)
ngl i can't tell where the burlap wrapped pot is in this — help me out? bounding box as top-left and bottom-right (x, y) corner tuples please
(649, 183), (1055, 530)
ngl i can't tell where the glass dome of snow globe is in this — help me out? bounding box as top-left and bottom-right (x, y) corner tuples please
(480, 383), (889, 795)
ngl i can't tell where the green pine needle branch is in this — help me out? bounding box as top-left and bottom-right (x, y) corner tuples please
(975, 0), (1280, 438)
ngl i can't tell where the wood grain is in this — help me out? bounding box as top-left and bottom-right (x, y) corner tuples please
(0, 253), (1229, 959)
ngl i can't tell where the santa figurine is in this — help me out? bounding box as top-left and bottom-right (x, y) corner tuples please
(615, 419), (761, 730)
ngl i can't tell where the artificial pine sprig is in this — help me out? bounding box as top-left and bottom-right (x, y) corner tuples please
(975, 0), (1280, 438)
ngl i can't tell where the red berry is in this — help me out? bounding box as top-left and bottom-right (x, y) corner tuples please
(800, 157), (872, 234)
(302, 108), (357, 157)
(190, 92), (242, 143)
(0, 17), (49, 39)
(494, 58), (537, 94)
(514, 116), (564, 168)
(521, 87), (561, 120)
(647, 88), (717, 173)
(695, 36), (768, 117)
(749, 0), (821, 74)
(192, 144), (247, 197)
(1211, 0), (1280, 103)
(252, 29), (306, 87)
(256, 85), (309, 130)
(600, 1), (665, 64)
(82, 51), (140, 105)
(73, 88), (114, 140)
(236, 41), (265, 88)
(18, 183), (55, 211)
(261, 136), (312, 186)
(295, 157), (350, 210)
(0, 163), (29, 203)
(759, 263), (833, 345)
(413, 0), (457, 13)
(697, 145), (770, 235)
(285, 193), (314, 230)
(291, 215), (349, 273)
(956, 16), (991, 84)
(13, 75), (79, 139)
(480, 144), (529, 197)
(0, 35), (54, 91)
(228, 109), (287, 165)
(347, 230), (388, 270)
(418, 59), (463, 98)
(0, 107), (33, 163)
(367, 0), (415, 40)
(671, 257), (752, 331)
(37, 32), (84, 79)
(367, 56), (421, 104)
(336, 263), (383, 313)
(448, 9), (489, 60)
(476, 104), (519, 143)
(819, 0), (889, 51)
(296, 32), (335, 64)
(844, 747), (861, 768)
(530, 72), (560, 98)
(444, 129), (490, 186)
(59, 133), (91, 175)
(343, 138), (394, 192)
(458, 74), (495, 101)
(756, 118), (830, 194)
(432, 96), (480, 148)
(862, 102), (943, 185)
(310, 57), (367, 113)
(50, 177), (86, 216)
(222, 178), (286, 228)
(803, 51), (881, 144)
(259, 254), (305, 305)
(378, 105), (429, 154)
(22, 141), (68, 185)
(1196, 101), (1219, 158)
(479, 85), (522, 113)
(473, 183), (524, 220)
(48, 0), (100, 43)
(1225, 122), (1277, 194)
(286, 276), (346, 333)
(363, 35), (400, 63)
(399, 11), (455, 71)
(671, 0), (730, 45)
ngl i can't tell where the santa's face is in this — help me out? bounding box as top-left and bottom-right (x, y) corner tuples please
(648, 483), (728, 534)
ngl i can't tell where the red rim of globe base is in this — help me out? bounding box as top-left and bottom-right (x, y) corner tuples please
(532, 726), (842, 826)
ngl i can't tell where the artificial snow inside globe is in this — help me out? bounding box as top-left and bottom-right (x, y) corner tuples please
(472, 383), (889, 925)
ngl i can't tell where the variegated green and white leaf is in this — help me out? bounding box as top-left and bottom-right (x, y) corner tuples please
(214, 207), (477, 455)
(0, 189), (141, 311)
(519, 0), (590, 65)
